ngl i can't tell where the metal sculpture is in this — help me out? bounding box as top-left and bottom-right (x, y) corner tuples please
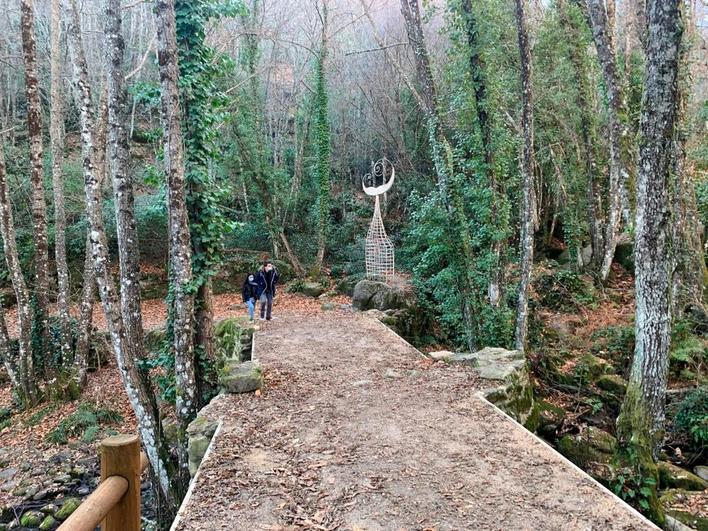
(363, 158), (395, 283)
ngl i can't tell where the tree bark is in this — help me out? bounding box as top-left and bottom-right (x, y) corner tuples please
(20, 0), (51, 372)
(0, 143), (37, 404)
(64, 0), (178, 513)
(616, 0), (682, 523)
(586, 0), (626, 281)
(0, 303), (20, 392)
(107, 0), (149, 405)
(513, 0), (535, 352)
(50, 0), (71, 365)
(156, 0), (197, 490)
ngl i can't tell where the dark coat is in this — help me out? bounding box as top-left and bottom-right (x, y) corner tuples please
(242, 276), (259, 302)
(256, 267), (279, 297)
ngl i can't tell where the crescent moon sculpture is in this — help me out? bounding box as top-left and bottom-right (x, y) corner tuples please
(362, 158), (395, 196)
(363, 158), (395, 284)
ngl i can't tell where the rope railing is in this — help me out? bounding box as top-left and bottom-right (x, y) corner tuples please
(58, 434), (148, 531)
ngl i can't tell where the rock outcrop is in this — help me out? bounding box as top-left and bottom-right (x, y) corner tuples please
(219, 360), (263, 394)
(352, 280), (413, 311)
(187, 416), (220, 477)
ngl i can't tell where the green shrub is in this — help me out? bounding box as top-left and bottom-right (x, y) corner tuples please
(674, 388), (708, 448)
(669, 319), (707, 379)
(46, 403), (123, 445)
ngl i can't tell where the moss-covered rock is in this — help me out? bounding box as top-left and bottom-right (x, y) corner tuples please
(187, 415), (219, 477)
(39, 515), (56, 531)
(532, 400), (567, 439)
(300, 282), (326, 298)
(219, 360), (262, 394)
(574, 353), (611, 383)
(557, 426), (616, 469)
(596, 374), (627, 395)
(658, 461), (708, 491)
(20, 510), (43, 527)
(55, 497), (81, 520)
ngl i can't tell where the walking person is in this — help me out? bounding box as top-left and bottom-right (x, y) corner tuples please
(256, 260), (279, 321)
(241, 273), (259, 322)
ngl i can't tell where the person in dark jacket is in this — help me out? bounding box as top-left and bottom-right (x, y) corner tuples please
(256, 260), (279, 320)
(241, 273), (259, 322)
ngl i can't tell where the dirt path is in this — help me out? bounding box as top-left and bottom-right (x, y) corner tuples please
(173, 312), (655, 531)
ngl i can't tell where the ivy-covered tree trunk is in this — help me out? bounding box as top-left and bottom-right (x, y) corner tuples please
(65, 0), (179, 513)
(670, 8), (706, 314)
(513, 0), (535, 352)
(586, 0), (626, 281)
(20, 0), (51, 372)
(156, 0), (197, 490)
(615, 0), (682, 523)
(49, 0), (71, 364)
(399, 0), (481, 350)
(559, 0), (604, 267)
(0, 143), (37, 404)
(315, 0), (331, 270)
(459, 0), (506, 307)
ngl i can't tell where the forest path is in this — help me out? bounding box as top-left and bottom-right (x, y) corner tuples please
(173, 311), (655, 531)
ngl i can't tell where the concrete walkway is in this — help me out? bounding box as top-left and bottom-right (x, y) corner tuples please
(173, 312), (656, 531)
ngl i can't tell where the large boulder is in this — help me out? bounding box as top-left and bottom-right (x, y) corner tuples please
(352, 280), (414, 311)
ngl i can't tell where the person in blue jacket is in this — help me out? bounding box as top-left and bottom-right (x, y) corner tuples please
(256, 260), (279, 321)
(241, 273), (259, 322)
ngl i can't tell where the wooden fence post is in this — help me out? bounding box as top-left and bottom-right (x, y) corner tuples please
(101, 434), (141, 531)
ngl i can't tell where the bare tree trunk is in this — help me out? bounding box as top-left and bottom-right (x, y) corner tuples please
(20, 0), (51, 371)
(0, 144), (37, 404)
(65, 0), (178, 513)
(616, 0), (682, 523)
(513, 0), (535, 352)
(50, 0), (71, 365)
(75, 89), (108, 389)
(0, 303), (20, 391)
(156, 0), (197, 490)
(106, 0), (148, 401)
(586, 0), (625, 281)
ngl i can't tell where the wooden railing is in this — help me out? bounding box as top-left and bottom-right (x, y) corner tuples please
(58, 434), (148, 531)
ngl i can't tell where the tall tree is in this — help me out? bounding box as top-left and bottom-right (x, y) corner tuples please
(585, 0), (626, 281)
(559, 0), (604, 268)
(459, 0), (506, 307)
(398, 0), (483, 350)
(106, 0), (148, 409)
(156, 0), (198, 488)
(615, 0), (682, 523)
(175, 0), (235, 403)
(49, 0), (71, 363)
(65, 0), (179, 512)
(20, 0), (51, 369)
(0, 142), (37, 404)
(513, 0), (535, 351)
(315, 0), (331, 270)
